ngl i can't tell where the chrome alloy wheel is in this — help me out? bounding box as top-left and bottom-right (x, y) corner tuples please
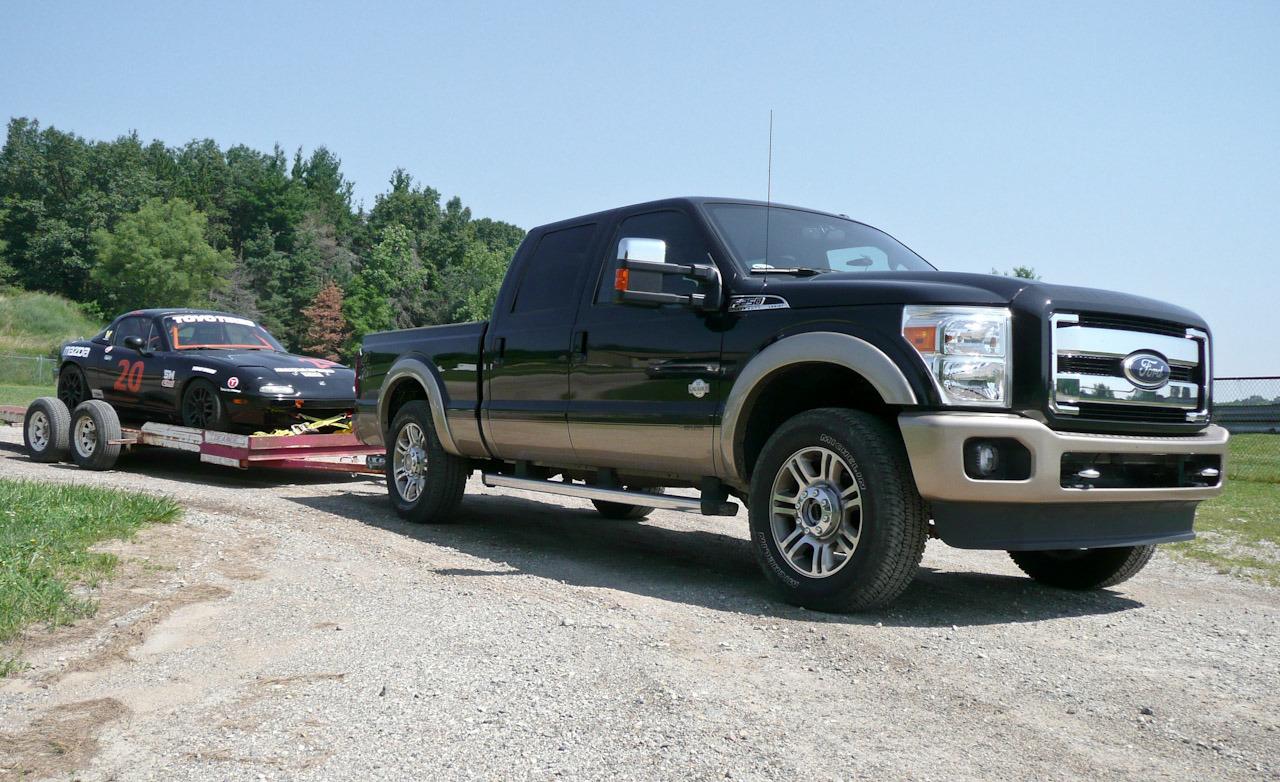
(769, 446), (863, 578)
(393, 422), (428, 503)
(27, 410), (50, 451)
(74, 415), (98, 458)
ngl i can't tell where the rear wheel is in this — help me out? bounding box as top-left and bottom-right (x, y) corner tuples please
(182, 379), (228, 430)
(57, 364), (89, 409)
(387, 401), (469, 523)
(592, 488), (665, 520)
(24, 397), (71, 463)
(748, 408), (928, 612)
(1008, 545), (1156, 590)
(70, 400), (122, 471)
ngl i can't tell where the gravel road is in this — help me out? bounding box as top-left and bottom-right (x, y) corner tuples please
(0, 424), (1276, 781)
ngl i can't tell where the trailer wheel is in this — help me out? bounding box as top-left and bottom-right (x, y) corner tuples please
(24, 397), (71, 463)
(592, 488), (665, 520)
(70, 400), (122, 471)
(387, 401), (468, 523)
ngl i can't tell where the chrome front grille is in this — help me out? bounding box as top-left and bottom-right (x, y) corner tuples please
(1050, 313), (1210, 424)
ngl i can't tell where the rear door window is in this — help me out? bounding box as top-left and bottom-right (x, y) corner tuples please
(511, 224), (597, 314)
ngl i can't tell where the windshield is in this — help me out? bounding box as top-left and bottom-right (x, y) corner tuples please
(705, 204), (934, 274)
(163, 314), (283, 351)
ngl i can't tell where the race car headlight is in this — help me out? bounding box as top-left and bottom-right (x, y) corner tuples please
(903, 306), (1011, 407)
(259, 383), (295, 395)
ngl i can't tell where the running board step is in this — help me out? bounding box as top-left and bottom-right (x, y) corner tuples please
(480, 473), (730, 515)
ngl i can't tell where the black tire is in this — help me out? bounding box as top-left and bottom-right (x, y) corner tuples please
(748, 408), (928, 612)
(24, 396), (71, 463)
(592, 488), (665, 520)
(181, 379), (229, 431)
(386, 400), (469, 523)
(69, 400), (122, 471)
(57, 363), (89, 410)
(1008, 545), (1157, 590)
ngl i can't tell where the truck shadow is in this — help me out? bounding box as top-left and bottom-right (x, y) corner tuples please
(289, 488), (1144, 628)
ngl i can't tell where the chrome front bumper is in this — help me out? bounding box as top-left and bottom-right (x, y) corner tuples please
(898, 412), (1229, 503)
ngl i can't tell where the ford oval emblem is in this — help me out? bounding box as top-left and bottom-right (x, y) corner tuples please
(1122, 352), (1172, 390)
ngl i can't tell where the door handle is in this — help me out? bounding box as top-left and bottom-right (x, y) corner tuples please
(493, 337), (506, 367)
(572, 330), (588, 363)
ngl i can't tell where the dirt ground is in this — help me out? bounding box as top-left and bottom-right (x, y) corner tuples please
(0, 424), (1276, 781)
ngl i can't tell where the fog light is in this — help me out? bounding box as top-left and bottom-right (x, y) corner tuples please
(963, 438), (1032, 481)
(973, 442), (1000, 476)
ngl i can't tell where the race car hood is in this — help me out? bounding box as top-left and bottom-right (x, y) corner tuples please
(183, 350), (356, 401)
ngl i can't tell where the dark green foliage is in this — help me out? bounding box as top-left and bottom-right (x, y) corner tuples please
(0, 117), (525, 353)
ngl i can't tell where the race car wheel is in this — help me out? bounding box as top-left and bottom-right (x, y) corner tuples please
(387, 400), (468, 523)
(57, 364), (89, 409)
(70, 400), (122, 471)
(592, 488), (666, 520)
(1008, 545), (1157, 590)
(24, 397), (71, 463)
(748, 408), (928, 612)
(182, 379), (228, 431)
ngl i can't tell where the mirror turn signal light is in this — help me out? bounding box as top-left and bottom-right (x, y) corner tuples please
(614, 268), (629, 291)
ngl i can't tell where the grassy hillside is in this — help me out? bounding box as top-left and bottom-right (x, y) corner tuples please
(0, 290), (102, 357)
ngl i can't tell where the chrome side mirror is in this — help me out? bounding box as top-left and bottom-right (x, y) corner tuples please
(613, 238), (722, 311)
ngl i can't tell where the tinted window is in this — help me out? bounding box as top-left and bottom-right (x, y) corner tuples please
(596, 211), (712, 303)
(705, 204), (933, 274)
(112, 316), (150, 347)
(512, 224), (596, 313)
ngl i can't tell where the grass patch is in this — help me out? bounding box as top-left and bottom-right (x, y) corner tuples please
(0, 479), (180, 655)
(1173, 480), (1280, 585)
(0, 289), (101, 357)
(0, 384), (54, 407)
(1228, 433), (1280, 485)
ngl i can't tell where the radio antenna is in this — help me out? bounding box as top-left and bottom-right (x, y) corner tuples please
(764, 109), (773, 284)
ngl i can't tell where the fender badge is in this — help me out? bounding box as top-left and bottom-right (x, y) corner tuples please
(226, 376), (240, 389)
(688, 379), (710, 399)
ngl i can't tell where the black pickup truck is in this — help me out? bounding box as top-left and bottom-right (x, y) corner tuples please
(355, 197), (1227, 611)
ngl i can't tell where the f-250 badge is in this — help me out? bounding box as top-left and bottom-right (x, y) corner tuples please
(688, 379), (710, 398)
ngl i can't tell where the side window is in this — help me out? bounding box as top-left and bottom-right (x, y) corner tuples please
(595, 211), (712, 304)
(112, 317), (149, 347)
(511, 224), (596, 314)
(145, 320), (164, 352)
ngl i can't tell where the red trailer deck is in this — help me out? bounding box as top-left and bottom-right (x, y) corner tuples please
(4, 402), (385, 475)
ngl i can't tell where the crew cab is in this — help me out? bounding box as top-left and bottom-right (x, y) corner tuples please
(57, 309), (355, 433)
(354, 197), (1228, 611)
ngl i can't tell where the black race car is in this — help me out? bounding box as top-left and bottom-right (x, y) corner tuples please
(56, 309), (356, 433)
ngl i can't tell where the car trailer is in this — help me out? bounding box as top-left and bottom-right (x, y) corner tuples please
(7, 397), (385, 475)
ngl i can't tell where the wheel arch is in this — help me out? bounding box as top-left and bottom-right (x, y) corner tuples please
(379, 357), (460, 455)
(719, 332), (919, 487)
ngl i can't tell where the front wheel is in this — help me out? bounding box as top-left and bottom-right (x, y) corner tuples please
(748, 408), (928, 612)
(387, 401), (469, 523)
(1008, 546), (1156, 590)
(181, 379), (228, 430)
(57, 364), (89, 410)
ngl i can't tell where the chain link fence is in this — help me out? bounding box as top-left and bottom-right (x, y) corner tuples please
(0, 354), (58, 387)
(1214, 376), (1280, 484)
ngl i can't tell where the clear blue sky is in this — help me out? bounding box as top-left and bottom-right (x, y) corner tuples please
(2, 0), (1276, 375)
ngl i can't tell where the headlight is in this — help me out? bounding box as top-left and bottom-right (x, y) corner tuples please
(259, 383), (295, 395)
(903, 306), (1011, 407)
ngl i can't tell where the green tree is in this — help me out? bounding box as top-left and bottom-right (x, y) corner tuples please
(90, 197), (231, 312)
(992, 265), (1041, 279)
(344, 224), (427, 337)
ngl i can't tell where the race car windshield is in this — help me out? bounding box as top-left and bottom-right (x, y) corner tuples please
(705, 204), (934, 274)
(163, 315), (284, 351)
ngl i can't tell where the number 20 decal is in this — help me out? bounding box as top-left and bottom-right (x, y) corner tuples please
(113, 359), (145, 393)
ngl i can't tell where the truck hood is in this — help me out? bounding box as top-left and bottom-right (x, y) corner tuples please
(758, 271), (1206, 328)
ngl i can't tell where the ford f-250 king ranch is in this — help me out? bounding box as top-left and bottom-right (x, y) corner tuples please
(354, 197), (1228, 611)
